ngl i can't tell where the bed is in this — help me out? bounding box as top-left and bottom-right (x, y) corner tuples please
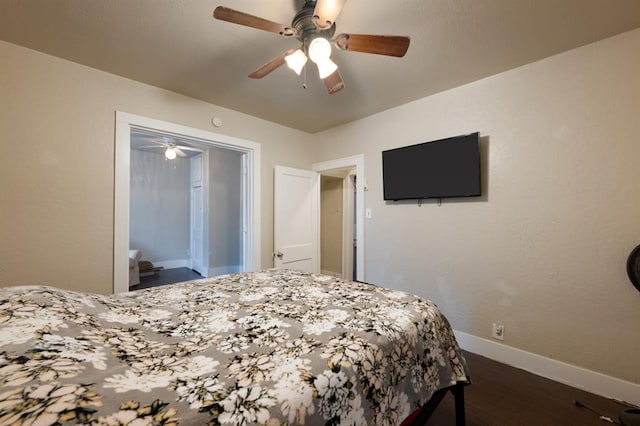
(0, 269), (470, 425)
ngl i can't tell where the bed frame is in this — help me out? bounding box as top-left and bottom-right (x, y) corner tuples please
(403, 382), (467, 426)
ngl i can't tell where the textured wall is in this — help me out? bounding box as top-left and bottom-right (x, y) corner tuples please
(0, 40), (313, 294)
(313, 29), (640, 383)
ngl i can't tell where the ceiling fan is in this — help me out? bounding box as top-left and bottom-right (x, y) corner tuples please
(136, 136), (202, 160)
(213, 0), (410, 94)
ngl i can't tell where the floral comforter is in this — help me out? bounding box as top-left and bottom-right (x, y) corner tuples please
(0, 269), (469, 425)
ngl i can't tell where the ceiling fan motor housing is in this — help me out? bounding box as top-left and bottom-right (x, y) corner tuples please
(291, 0), (336, 52)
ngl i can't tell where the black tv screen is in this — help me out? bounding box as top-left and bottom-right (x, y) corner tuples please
(382, 132), (481, 201)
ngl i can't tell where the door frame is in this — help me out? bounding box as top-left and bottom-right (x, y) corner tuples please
(114, 111), (261, 293)
(189, 153), (205, 275)
(313, 155), (365, 282)
(342, 172), (355, 281)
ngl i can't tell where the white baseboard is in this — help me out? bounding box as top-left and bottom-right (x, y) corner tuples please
(208, 265), (242, 277)
(321, 269), (342, 278)
(454, 330), (640, 407)
(153, 259), (188, 270)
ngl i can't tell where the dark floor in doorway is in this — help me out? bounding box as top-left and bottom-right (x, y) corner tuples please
(129, 267), (202, 291)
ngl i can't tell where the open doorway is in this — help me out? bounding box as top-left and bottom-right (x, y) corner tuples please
(128, 129), (245, 289)
(313, 154), (365, 282)
(320, 169), (356, 280)
(114, 112), (261, 294)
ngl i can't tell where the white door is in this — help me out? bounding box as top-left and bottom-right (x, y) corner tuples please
(274, 166), (320, 273)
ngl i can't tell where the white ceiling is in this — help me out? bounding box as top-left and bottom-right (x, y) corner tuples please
(1, 0), (640, 133)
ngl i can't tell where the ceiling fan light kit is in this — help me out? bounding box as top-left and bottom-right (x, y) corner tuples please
(308, 37), (338, 78)
(164, 147), (177, 160)
(308, 36), (332, 62)
(135, 134), (201, 160)
(316, 57), (338, 79)
(213, 0), (410, 94)
(312, 0), (347, 29)
(284, 49), (307, 75)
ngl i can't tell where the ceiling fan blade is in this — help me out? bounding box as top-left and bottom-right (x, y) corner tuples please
(174, 147), (187, 158)
(213, 6), (295, 36)
(323, 70), (345, 94)
(334, 34), (410, 57)
(313, 0), (347, 29)
(176, 145), (203, 152)
(136, 136), (165, 145)
(249, 49), (296, 79)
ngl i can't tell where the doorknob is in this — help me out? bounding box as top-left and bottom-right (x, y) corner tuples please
(275, 251), (284, 259)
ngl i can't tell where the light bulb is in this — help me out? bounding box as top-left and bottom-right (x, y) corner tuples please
(285, 49), (307, 75)
(308, 37), (332, 64)
(165, 147), (177, 160)
(316, 57), (338, 79)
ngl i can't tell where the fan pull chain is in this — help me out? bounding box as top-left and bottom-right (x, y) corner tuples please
(303, 63), (307, 89)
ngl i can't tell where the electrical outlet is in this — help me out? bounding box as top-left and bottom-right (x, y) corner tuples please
(492, 322), (505, 340)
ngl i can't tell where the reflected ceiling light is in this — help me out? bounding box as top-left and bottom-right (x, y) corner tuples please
(165, 147), (177, 160)
(285, 49), (308, 75)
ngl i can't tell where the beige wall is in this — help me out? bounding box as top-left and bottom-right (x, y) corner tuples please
(320, 175), (343, 275)
(0, 40), (313, 294)
(313, 29), (640, 383)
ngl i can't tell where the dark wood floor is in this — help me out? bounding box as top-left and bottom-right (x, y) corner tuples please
(129, 267), (201, 291)
(426, 351), (636, 425)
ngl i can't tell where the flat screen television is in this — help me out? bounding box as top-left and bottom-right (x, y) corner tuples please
(382, 132), (481, 201)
